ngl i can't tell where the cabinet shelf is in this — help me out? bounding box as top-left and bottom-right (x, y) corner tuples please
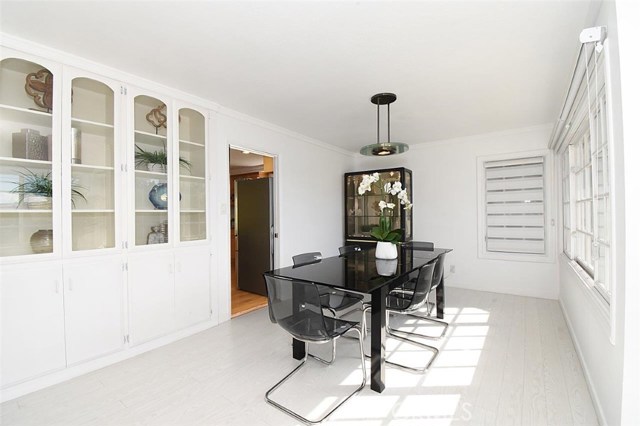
(180, 175), (205, 181)
(179, 139), (205, 147)
(71, 118), (114, 137)
(0, 209), (52, 214)
(72, 164), (114, 171)
(181, 209), (206, 213)
(0, 156), (52, 167)
(135, 170), (167, 178)
(134, 130), (166, 146)
(0, 104), (52, 127)
(135, 209), (167, 213)
(72, 209), (115, 214)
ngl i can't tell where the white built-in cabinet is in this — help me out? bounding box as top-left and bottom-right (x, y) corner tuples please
(0, 263), (66, 386)
(0, 48), (212, 392)
(63, 256), (124, 365)
(129, 248), (210, 345)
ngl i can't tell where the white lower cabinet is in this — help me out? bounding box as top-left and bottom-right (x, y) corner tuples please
(63, 256), (124, 365)
(175, 248), (211, 329)
(129, 247), (210, 345)
(1, 263), (66, 387)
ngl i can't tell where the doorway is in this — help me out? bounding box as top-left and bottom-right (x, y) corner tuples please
(229, 148), (274, 317)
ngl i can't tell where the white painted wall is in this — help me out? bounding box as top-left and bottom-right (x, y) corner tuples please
(355, 124), (558, 300)
(554, 1), (639, 425)
(210, 111), (355, 322)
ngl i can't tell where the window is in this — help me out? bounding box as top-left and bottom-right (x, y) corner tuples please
(558, 39), (612, 302)
(478, 152), (551, 261)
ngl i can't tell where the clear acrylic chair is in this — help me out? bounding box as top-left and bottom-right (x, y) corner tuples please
(292, 251), (367, 349)
(365, 261), (442, 373)
(263, 275), (366, 424)
(338, 244), (362, 256)
(390, 251), (449, 338)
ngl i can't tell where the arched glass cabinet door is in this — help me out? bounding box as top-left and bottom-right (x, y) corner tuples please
(133, 94), (170, 247)
(177, 108), (206, 242)
(69, 77), (116, 251)
(0, 57), (55, 257)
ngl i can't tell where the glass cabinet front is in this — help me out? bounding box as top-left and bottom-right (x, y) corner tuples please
(178, 108), (206, 242)
(0, 57), (55, 257)
(70, 77), (116, 251)
(345, 167), (413, 243)
(133, 94), (169, 247)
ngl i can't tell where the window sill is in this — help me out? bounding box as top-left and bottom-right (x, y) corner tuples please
(478, 250), (555, 264)
(562, 255), (613, 340)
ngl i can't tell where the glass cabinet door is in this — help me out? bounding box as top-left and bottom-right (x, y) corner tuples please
(177, 108), (206, 242)
(133, 95), (169, 247)
(0, 58), (55, 257)
(69, 77), (116, 251)
(345, 168), (412, 242)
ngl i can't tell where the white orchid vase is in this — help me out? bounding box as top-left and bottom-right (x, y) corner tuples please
(357, 172), (412, 244)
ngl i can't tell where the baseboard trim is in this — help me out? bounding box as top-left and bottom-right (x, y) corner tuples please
(558, 298), (608, 426)
(0, 319), (219, 403)
(445, 281), (558, 301)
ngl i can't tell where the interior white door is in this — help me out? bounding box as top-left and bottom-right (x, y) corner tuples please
(175, 248), (211, 329)
(63, 256), (124, 365)
(128, 251), (175, 345)
(1, 263), (66, 387)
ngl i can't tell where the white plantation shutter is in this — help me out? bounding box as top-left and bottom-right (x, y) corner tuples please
(484, 156), (545, 254)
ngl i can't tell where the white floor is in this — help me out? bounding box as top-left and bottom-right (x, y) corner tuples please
(0, 288), (598, 426)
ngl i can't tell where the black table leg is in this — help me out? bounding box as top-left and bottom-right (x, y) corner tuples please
(291, 281), (306, 360)
(370, 286), (388, 393)
(436, 276), (445, 319)
(293, 338), (305, 360)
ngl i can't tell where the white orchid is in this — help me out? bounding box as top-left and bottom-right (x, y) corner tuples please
(358, 172), (381, 195)
(397, 189), (412, 209)
(357, 172), (411, 243)
(378, 201), (396, 210)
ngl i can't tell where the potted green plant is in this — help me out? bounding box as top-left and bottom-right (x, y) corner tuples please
(134, 145), (191, 173)
(11, 169), (86, 209)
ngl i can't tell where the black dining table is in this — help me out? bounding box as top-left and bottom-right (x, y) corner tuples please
(264, 245), (452, 393)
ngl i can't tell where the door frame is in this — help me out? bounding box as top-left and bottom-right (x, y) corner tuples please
(227, 145), (279, 305)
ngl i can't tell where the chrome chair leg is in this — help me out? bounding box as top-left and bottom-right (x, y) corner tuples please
(388, 311), (449, 340)
(307, 339), (336, 365)
(265, 329), (367, 425)
(384, 329), (440, 373)
(361, 308), (439, 373)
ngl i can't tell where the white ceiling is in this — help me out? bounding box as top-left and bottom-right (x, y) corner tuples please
(229, 149), (264, 168)
(1, 1), (597, 153)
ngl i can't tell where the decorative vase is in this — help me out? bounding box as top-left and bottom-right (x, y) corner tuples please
(375, 258), (398, 276)
(147, 226), (165, 244)
(30, 229), (53, 253)
(148, 183), (169, 209)
(375, 241), (398, 259)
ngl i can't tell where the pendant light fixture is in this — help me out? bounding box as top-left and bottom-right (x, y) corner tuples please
(360, 92), (409, 156)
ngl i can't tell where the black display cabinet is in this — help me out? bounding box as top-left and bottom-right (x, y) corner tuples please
(344, 167), (413, 245)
